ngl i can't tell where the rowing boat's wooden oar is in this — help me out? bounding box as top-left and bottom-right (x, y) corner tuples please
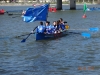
(12, 15), (22, 18)
(66, 26), (99, 38)
(21, 26), (38, 43)
(7, 10), (23, 12)
(6, 11), (22, 16)
(67, 27), (99, 32)
(3, 10), (23, 16)
(17, 33), (32, 38)
(81, 32), (91, 38)
(89, 27), (99, 32)
(81, 27), (99, 38)
(21, 33), (32, 42)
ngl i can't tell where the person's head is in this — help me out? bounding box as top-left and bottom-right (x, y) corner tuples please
(59, 18), (63, 22)
(53, 21), (57, 26)
(57, 20), (60, 25)
(40, 21), (43, 25)
(45, 21), (50, 26)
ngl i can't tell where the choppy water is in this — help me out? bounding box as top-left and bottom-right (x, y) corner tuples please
(0, 5), (100, 75)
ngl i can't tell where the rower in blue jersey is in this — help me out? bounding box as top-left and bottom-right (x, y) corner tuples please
(60, 22), (65, 30)
(52, 21), (57, 33)
(45, 21), (54, 34)
(37, 21), (45, 33)
(59, 18), (65, 30)
(56, 20), (62, 33)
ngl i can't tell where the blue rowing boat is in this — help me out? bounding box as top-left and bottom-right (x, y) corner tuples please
(21, 4), (69, 42)
(35, 30), (68, 41)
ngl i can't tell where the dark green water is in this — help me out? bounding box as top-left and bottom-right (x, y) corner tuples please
(0, 5), (100, 75)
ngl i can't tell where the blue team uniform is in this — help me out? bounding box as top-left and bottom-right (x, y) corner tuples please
(60, 23), (65, 30)
(37, 25), (45, 33)
(46, 25), (54, 34)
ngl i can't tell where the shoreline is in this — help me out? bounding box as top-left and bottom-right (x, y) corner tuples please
(0, 3), (98, 6)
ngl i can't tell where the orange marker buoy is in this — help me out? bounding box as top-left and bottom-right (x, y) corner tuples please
(82, 14), (87, 18)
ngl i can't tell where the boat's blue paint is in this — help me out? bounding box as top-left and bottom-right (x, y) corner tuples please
(35, 30), (68, 41)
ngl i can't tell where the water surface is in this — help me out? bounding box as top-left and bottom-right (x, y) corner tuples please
(0, 5), (100, 75)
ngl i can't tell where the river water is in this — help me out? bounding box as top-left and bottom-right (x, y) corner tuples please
(0, 5), (100, 75)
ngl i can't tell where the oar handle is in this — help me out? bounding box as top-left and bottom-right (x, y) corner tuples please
(21, 26), (38, 42)
(12, 16), (21, 18)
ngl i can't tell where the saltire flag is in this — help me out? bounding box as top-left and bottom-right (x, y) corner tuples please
(22, 3), (49, 23)
(83, 3), (87, 14)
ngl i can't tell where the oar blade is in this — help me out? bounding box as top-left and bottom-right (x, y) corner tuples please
(81, 32), (91, 38)
(21, 39), (26, 43)
(89, 27), (99, 32)
(20, 26), (37, 43)
(21, 33), (32, 43)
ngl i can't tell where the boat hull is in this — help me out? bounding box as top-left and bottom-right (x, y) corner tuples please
(35, 30), (68, 41)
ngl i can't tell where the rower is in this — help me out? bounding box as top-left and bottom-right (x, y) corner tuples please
(59, 18), (68, 30)
(59, 18), (64, 24)
(55, 20), (62, 33)
(22, 10), (26, 16)
(36, 21), (45, 33)
(45, 21), (54, 34)
(52, 21), (57, 33)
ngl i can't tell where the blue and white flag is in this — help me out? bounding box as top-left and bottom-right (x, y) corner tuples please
(22, 4), (49, 23)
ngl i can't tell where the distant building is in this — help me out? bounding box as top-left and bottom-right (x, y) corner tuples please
(0, 0), (98, 4)
(39, 0), (69, 2)
(3, 0), (69, 3)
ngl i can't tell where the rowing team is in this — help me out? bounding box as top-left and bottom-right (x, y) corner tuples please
(32, 18), (69, 34)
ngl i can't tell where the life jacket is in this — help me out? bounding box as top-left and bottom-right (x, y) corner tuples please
(37, 25), (45, 33)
